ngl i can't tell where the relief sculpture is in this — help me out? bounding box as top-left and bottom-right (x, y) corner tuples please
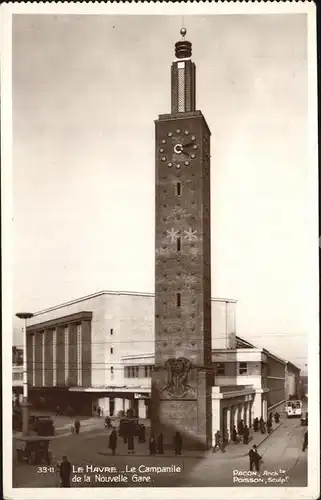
(161, 357), (196, 399)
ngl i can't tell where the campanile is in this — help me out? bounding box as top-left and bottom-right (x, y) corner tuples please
(152, 29), (212, 449)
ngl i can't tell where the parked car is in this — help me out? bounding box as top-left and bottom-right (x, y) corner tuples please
(15, 436), (52, 465)
(118, 418), (140, 438)
(29, 415), (55, 436)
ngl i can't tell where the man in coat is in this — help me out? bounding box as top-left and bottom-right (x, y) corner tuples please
(302, 430), (308, 451)
(243, 425), (250, 445)
(74, 419), (80, 435)
(212, 430), (225, 453)
(174, 431), (182, 455)
(59, 456), (72, 487)
(109, 428), (117, 455)
(157, 433), (164, 454)
(149, 434), (157, 456)
(249, 445), (262, 472)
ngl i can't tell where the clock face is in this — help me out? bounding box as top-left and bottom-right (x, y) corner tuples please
(158, 130), (199, 169)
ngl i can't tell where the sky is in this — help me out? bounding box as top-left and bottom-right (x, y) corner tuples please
(11, 13), (312, 369)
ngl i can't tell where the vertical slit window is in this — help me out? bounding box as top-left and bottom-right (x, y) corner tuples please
(32, 335), (35, 387)
(111, 366), (114, 380)
(52, 329), (57, 386)
(176, 182), (181, 196)
(177, 237), (181, 252)
(42, 332), (46, 386)
(110, 347), (113, 354)
(77, 324), (82, 386)
(177, 293), (181, 307)
(110, 329), (113, 336)
(64, 326), (69, 386)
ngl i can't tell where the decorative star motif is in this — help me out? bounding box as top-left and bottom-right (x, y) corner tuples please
(166, 228), (180, 242)
(167, 207), (190, 222)
(184, 228), (198, 241)
(156, 247), (170, 256)
(184, 275), (198, 286)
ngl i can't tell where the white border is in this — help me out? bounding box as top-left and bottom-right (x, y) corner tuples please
(1, 2), (319, 500)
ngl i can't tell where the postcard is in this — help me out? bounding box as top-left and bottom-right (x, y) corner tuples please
(1, 2), (319, 500)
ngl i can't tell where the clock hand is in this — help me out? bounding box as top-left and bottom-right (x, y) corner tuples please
(182, 142), (194, 149)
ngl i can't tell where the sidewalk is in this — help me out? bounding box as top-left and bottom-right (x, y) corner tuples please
(212, 421), (282, 459)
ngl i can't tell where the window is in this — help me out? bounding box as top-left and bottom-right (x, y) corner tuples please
(177, 237), (181, 252)
(216, 363), (225, 376)
(110, 329), (113, 335)
(64, 326), (69, 385)
(176, 182), (181, 196)
(239, 362), (248, 375)
(42, 332), (45, 386)
(177, 293), (181, 307)
(32, 334), (36, 387)
(77, 324), (82, 386)
(52, 329), (57, 386)
(110, 347), (113, 354)
(110, 367), (114, 380)
(144, 365), (152, 378)
(124, 367), (129, 378)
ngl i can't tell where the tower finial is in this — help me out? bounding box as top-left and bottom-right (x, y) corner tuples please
(180, 27), (187, 39)
(175, 27), (192, 59)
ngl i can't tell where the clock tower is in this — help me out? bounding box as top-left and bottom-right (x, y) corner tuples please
(152, 29), (213, 450)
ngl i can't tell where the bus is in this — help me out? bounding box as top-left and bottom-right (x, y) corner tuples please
(285, 400), (302, 418)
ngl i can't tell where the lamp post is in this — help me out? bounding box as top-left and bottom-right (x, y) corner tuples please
(16, 312), (34, 436)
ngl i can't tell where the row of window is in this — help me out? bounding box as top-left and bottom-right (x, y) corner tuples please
(124, 365), (153, 379)
(215, 362), (248, 376)
(31, 324), (83, 387)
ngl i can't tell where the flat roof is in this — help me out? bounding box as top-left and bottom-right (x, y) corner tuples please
(31, 290), (237, 317)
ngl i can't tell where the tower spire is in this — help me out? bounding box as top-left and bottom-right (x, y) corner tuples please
(171, 28), (196, 114)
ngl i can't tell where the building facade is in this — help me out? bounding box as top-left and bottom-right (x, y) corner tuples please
(25, 291), (236, 420)
(23, 289), (301, 445)
(285, 361), (301, 399)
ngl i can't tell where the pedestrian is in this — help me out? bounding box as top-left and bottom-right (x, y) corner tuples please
(223, 429), (229, 445)
(138, 424), (144, 443)
(74, 419), (80, 435)
(56, 405), (60, 416)
(174, 431), (182, 455)
(149, 434), (156, 456)
(232, 426), (237, 443)
(127, 434), (135, 454)
(212, 430), (222, 453)
(274, 412), (280, 424)
(97, 406), (101, 417)
(59, 456), (72, 487)
(302, 430), (308, 451)
(238, 420), (244, 436)
(259, 417), (266, 434)
(243, 425), (249, 445)
(253, 417), (259, 432)
(157, 432), (164, 454)
(249, 445), (262, 472)
(141, 424), (146, 443)
(109, 428), (117, 455)
(267, 419), (272, 434)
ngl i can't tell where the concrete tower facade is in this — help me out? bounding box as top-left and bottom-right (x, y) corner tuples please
(152, 30), (213, 449)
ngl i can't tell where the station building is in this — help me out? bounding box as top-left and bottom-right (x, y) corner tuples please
(24, 290), (300, 442)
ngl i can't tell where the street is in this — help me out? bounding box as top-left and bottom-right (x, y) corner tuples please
(183, 415), (307, 487)
(13, 410), (307, 488)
